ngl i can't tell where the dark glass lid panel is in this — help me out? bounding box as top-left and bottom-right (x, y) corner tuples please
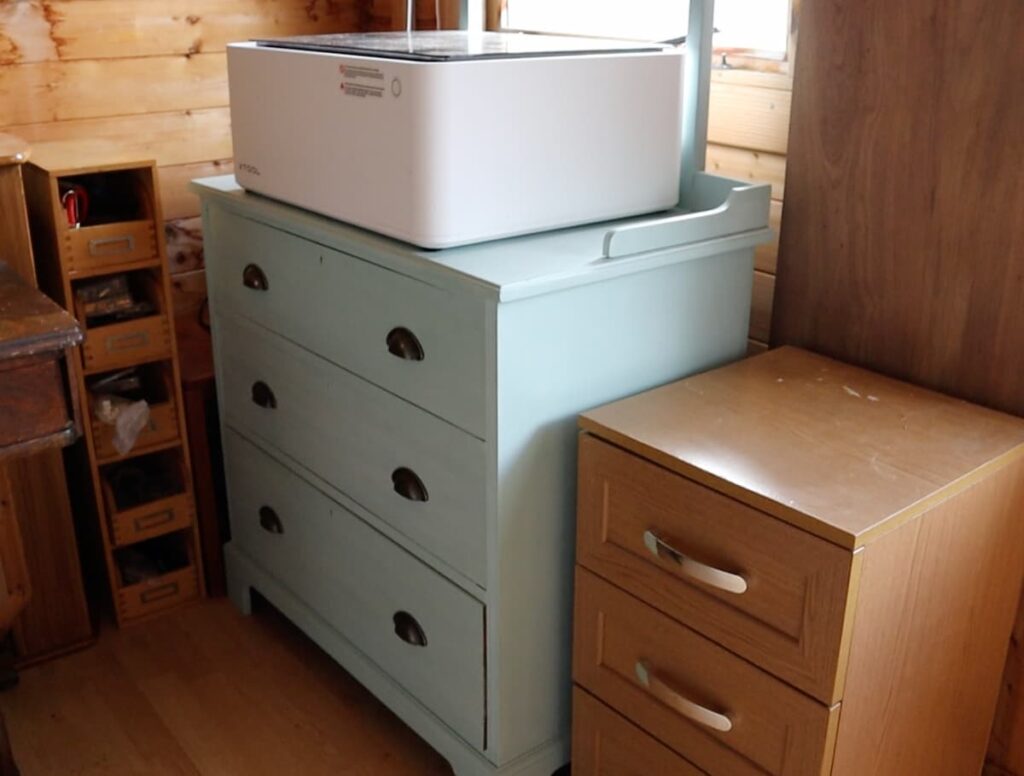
(253, 30), (673, 62)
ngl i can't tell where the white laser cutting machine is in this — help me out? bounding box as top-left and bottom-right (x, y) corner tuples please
(227, 31), (686, 248)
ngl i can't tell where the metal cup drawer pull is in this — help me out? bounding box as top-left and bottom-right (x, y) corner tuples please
(259, 505), (284, 534)
(635, 661), (733, 733)
(393, 611), (428, 647)
(242, 263), (269, 291)
(251, 380), (277, 409)
(392, 467), (429, 502)
(642, 529), (748, 595)
(386, 326), (425, 361)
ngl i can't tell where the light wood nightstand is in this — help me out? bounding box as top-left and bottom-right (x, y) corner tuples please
(573, 346), (1024, 775)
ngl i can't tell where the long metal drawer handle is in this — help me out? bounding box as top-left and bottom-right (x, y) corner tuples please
(392, 467), (428, 502)
(393, 611), (428, 647)
(635, 661), (733, 733)
(243, 263), (269, 291)
(259, 505), (284, 535)
(642, 530), (748, 594)
(386, 327), (425, 361)
(251, 380), (277, 409)
(88, 235), (135, 257)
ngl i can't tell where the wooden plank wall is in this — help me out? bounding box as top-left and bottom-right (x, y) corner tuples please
(0, 0), (363, 321)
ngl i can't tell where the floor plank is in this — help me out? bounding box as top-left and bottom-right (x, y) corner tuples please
(0, 597), (452, 775)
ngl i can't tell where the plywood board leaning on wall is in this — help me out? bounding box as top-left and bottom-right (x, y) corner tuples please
(770, 1), (1024, 772)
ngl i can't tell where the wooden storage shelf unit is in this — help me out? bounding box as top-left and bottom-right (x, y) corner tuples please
(113, 532), (200, 622)
(23, 146), (205, 626)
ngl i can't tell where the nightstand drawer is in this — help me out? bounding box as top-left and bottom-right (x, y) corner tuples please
(577, 434), (856, 703)
(215, 313), (486, 585)
(223, 430), (485, 747)
(574, 569), (839, 776)
(206, 206), (486, 437)
(573, 687), (706, 776)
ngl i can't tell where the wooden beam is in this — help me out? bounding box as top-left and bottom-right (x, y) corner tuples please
(0, 0), (360, 65)
(0, 54), (228, 126)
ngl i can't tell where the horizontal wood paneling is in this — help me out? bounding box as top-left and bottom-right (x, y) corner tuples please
(708, 82), (792, 155)
(706, 143), (787, 200)
(0, 54), (228, 126)
(160, 159), (233, 220)
(14, 108), (233, 168)
(0, 0), (359, 65)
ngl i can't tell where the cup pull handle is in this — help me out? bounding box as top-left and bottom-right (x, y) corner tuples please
(243, 263), (269, 291)
(393, 611), (428, 647)
(642, 530), (747, 594)
(635, 661), (733, 733)
(386, 327), (424, 361)
(259, 505), (284, 535)
(392, 467), (428, 502)
(251, 381), (277, 409)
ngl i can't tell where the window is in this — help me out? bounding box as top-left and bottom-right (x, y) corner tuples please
(496, 0), (795, 72)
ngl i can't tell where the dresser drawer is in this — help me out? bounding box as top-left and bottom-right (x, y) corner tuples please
(574, 569), (839, 776)
(573, 687), (706, 776)
(206, 206), (486, 437)
(577, 434), (856, 703)
(223, 430), (485, 747)
(215, 314), (486, 585)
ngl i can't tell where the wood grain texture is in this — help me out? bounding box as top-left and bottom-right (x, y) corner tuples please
(990, 591), (1024, 775)
(576, 433), (856, 704)
(0, 0), (360, 64)
(0, 158), (34, 281)
(706, 143), (786, 200)
(0, 132), (28, 164)
(832, 458), (1024, 775)
(574, 568), (840, 776)
(0, 54), (228, 126)
(572, 688), (706, 776)
(708, 82), (791, 155)
(580, 347), (1024, 550)
(771, 0), (1024, 418)
(0, 597), (451, 775)
(159, 160), (232, 221)
(749, 269), (775, 342)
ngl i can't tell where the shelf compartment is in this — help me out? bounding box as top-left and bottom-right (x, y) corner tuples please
(63, 220), (158, 277)
(87, 362), (180, 461)
(100, 448), (191, 545)
(113, 531), (199, 621)
(116, 561), (199, 621)
(74, 270), (172, 373)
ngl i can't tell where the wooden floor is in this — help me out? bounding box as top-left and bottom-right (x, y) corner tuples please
(0, 597), (452, 775)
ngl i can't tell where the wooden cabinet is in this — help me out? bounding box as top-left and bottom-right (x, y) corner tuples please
(0, 134), (93, 666)
(24, 144), (205, 626)
(193, 170), (769, 776)
(573, 347), (1024, 776)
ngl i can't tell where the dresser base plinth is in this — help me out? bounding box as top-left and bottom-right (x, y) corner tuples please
(225, 544), (569, 776)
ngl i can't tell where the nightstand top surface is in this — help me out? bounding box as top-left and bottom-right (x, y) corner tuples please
(580, 347), (1024, 548)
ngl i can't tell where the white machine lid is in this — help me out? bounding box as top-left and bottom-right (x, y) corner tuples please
(253, 30), (678, 62)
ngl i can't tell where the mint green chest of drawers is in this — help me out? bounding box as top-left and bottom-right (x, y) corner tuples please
(193, 173), (771, 775)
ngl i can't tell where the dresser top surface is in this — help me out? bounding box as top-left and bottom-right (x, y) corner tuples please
(191, 175), (769, 302)
(581, 347), (1024, 548)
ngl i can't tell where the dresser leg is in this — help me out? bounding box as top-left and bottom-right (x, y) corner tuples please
(225, 552), (253, 616)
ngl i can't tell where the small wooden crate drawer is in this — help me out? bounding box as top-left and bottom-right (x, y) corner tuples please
(63, 220), (158, 276)
(116, 564), (199, 621)
(573, 687), (706, 776)
(106, 492), (195, 547)
(574, 568), (839, 776)
(577, 433), (856, 703)
(82, 314), (172, 373)
(92, 400), (179, 461)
